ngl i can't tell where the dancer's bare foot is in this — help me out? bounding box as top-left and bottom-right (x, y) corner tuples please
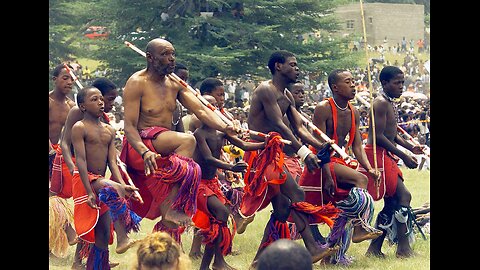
(116, 238), (140, 254)
(365, 248), (386, 258)
(71, 262), (85, 270)
(236, 215), (255, 235)
(352, 226), (383, 243)
(164, 208), (193, 227)
(396, 247), (415, 258)
(189, 250), (203, 259)
(212, 261), (237, 270)
(109, 261), (120, 268)
(189, 232), (204, 259)
(311, 245), (340, 263)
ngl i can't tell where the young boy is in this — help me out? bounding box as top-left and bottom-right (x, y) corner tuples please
(191, 95), (265, 270)
(71, 86), (141, 269)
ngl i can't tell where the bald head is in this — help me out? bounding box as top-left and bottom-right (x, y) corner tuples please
(145, 38), (176, 75)
(146, 38), (173, 54)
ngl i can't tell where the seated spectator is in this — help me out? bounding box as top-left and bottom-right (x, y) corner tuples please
(256, 239), (312, 270)
(134, 232), (192, 270)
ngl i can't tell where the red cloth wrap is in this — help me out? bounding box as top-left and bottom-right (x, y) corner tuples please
(194, 177), (229, 219)
(152, 221), (185, 244)
(299, 156), (351, 206)
(283, 155), (303, 181)
(72, 171), (114, 244)
(199, 220), (233, 256)
(240, 133), (286, 217)
(192, 177), (234, 256)
(290, 201), (340, 228)
(50, 144), (75, 198)
(259, 217), (291, 249)
(119, 126), (200, 219)
(359, 144), (403, 201)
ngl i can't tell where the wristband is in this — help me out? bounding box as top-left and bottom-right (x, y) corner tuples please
(316, 146), (331, 166)
(141, 149), (150, 159)
(297, 145), (312, 162)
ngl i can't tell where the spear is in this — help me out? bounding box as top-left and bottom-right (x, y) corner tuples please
(124, 41), (292, 145)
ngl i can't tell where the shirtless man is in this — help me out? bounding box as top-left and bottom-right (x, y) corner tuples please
(243, 50), (339, 267)
(362, 66), (424, 258)
(121, 38), (237, 231)
(48, 63), (80, 267)
(49, 63), (76, 180)
(192, 95), (265, 270)
(298, 69), (382, 265)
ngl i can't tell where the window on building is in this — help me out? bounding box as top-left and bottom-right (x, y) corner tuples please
(346, 20), (354, 29)
(369, 17), (373, 24)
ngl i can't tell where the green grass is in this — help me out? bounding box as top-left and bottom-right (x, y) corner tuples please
(76, 58), (102, 71)
(49, 168), (430, 269)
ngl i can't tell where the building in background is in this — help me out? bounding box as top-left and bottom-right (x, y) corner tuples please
(334, 3), (424, 46)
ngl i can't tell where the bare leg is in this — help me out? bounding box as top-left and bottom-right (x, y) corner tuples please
(161, 183), (194, 227)
(212, 232), (236, 270)
(70, 242), (85, 270)
(92, 179), (141, 254)
(148, 131), (197, 227)
(65, 223), (79, 245)
(199, 244), (215, 270)
(366, 197), (396, 258)
(189, 228), (204, 259)
(310, 224), (327, 245)
(114, 220), (140, 254)
(394, 178), (414, 258)
(280, 173), (338, 263)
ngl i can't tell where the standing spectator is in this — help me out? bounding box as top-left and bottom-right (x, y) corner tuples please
(401, 37), (407, 52)
(83, 66), (92, 81)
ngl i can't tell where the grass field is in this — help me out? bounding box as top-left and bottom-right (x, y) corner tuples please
(49, 168), (430, 270)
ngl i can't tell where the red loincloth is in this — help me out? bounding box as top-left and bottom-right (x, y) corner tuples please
(50, 144), (75, 199)
(299, 156), (351, 208)
(358, 144), (403, 201)
(240, 133), (287, 218)
(72, 171), (114, 244)
(283, 155), (303, 182)
(120, 126), (200, 219)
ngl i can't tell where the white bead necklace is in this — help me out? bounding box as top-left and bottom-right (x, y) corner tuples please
(332, 98), (348, 111)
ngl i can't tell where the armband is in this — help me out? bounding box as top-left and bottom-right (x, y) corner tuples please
(297, 145), (312, 162)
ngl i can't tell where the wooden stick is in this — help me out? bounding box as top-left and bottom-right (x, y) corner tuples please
(63, 63), (84, 89)
(124, 40), (292, 145)
(359, 0), (379, 198)
(298, 112), (358, 168)
(356, 94), (430, 157)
